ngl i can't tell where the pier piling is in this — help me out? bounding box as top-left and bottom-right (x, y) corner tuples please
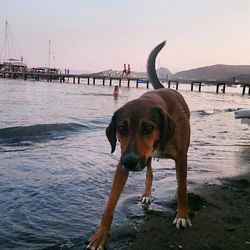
(168, 80), (178, 90)
(242, 83), (250, 95)
(216, 83), (226, 94)
(191, 81), (202, 92)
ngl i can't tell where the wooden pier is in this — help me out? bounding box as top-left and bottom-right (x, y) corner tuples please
(0, 71), (151, 88)
(190, 81), (227, 93)
(1, 71), (250, 95)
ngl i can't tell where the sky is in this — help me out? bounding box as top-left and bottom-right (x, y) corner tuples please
(0, 0), (250, 73)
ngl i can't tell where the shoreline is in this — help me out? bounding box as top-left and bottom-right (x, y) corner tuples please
(105, 172), (250, 250)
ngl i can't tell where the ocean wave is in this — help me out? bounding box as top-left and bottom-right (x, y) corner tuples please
(69, 92), (113, 97)
(191, 108), (240, 117)
(0, 119), (108, 144)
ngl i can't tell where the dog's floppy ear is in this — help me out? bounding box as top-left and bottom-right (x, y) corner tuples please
(155, 107), (176, 151)
(106, 110), (119, 153)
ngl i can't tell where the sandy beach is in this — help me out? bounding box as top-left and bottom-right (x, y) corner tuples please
(104, 172), (250, 250)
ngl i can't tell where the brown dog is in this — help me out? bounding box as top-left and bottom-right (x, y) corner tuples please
(86, 41), (191, 250)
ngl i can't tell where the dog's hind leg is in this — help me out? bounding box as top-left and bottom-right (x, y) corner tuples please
(140, 158), (153, 206)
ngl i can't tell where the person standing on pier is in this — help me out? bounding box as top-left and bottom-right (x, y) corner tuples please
(127, 64), (131, 75)
(122, 64), (127, 75)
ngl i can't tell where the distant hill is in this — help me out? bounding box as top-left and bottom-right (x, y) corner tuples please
(157, 67), (173, 80)
(89, 65), (250, 82)
(175, 64), (250, 81)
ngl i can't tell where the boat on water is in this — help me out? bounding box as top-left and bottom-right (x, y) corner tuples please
(0, 21), (27, 73)
(29, 67), (60, 80)
(235, 109), (250, 119)
(137, 79), (148, 84)
(0, 21), (61, 80)
(1, 58), (27, 72)
(31, 67), (59, 74)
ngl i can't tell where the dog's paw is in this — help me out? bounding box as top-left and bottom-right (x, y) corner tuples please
(85, 227), (108, 250)
(173, 217), (192, 229)
(86, 244), (103, 250)
(139, 195), (152, 206)
(86, 240), (104, 250)
(85, 244), (103, 250)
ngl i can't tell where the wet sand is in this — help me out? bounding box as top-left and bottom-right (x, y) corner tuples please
(105, 173), (250, 250)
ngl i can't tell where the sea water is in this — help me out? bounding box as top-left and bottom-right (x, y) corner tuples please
(0, 78), (249, 249)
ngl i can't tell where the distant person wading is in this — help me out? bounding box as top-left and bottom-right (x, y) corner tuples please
(113, 85), (119, 97)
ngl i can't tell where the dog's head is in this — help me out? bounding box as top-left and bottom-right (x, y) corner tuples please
(106, 99), (175, 171)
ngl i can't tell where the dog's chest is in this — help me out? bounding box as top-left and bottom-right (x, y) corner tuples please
(152, 149), (170, 159)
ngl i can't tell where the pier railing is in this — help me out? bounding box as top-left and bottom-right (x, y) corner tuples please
(0, 71), (250, 95)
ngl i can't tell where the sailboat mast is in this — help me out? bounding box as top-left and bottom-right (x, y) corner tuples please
(3, 20), (8, 61)
(48, 40), (51, 68)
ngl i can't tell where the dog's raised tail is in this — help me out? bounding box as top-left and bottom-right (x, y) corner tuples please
(147, 40), (166, 89)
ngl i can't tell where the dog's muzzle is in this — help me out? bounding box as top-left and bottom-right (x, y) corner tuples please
(121, 153), (147, 171)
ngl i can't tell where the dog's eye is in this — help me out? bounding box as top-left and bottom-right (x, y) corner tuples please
(142, 124), (154, 135)
(118, 125), (129, 136)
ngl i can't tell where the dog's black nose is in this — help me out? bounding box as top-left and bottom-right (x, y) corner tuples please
(121, 153), (139, 171)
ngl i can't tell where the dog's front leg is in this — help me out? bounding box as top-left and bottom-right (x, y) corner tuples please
(140, 158), (153, 206)
(86, 163), (129, 250)
(173, 153), (192, 229)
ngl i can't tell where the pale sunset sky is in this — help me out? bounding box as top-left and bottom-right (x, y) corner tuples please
(0, 0), (250, 73)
